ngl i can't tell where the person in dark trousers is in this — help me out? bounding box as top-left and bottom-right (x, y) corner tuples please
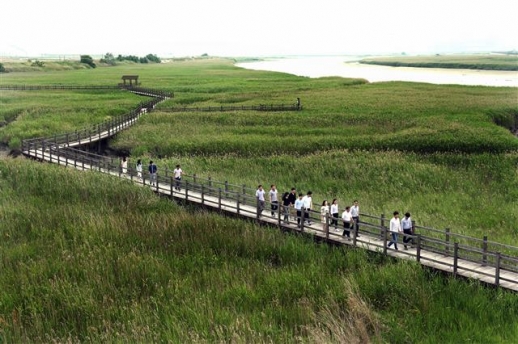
(302, 191), (313, 225)
(388, 211), (402, 250)
(402, 212), (413, 250)
(148, 161), (157, 186)
(255, 185), (265, 216)
(282, 191), (291, 223)
(173, 164), (183, 191)
(342, 206), (352, 239)
(287, 187), (297, 221)
(294, 193), (304, 227)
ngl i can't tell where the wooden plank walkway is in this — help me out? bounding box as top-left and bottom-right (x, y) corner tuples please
(22, 147), (518, 292)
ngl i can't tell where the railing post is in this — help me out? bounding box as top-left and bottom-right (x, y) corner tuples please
(256, 198), (261, 220)
(225, 181), (229, 198)
(453, 243), (459, 277)
(482, 236), (488, 266)
(185, 181), (189, 200)
(300, 209), (306, 232)
(170, 176), (174, 197)
(242, 184), (247, 206)
(411, 220), (416, 246)
(416, 235), (422, 262)
(325, 213), (330, 240)
(495, 252), (501, 286)
(352, 216), (357, 246)
(209, 177), (212, 188)
(383, 226), (388, 255)
(218, 188), (222, 211)
(380, 213), (385, 239)
(237, 193), (240, 215)
(445, 228), (451, 256)
(277, 204), (281, 228)
(193, 173), (197, 185)
(201, 184), (205, 204)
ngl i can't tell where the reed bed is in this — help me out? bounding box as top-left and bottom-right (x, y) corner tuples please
(0, 159), (517, 342)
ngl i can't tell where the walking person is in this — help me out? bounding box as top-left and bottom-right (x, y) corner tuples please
(351, 200), (360, 237)
(402, 212), (413, 250)
(320, 200), (329, 223)
(302, 191), (313, 225)
(294, 193), (304, 227)
(136, 159), (143, 181)
(120, 156), (127, 174)
(173, 164), (183, 191)
(269, 184), (278, 217)
(330, 199), (339, 231)
(287, 187), (297, 221)
(388, 211), (402, 250)
(342, 206), (352, 239)
(148, 160), (157, 186)
(256, 185), (266, 216)
(282, 191), (291, 223)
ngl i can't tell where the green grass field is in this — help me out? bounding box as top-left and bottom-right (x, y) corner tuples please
(360, 54), (518, 71)
(1, 58), (518, 342)
(1, 159), (517, 343)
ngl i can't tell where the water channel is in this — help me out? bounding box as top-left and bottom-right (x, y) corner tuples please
(236, 56), (518, 87)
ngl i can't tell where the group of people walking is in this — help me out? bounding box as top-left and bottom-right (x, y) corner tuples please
(255, 185), (413, 248)
(120, 157), (183, 191)
(123, 158), (414, 248)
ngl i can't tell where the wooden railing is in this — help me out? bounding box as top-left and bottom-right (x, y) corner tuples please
(21, 92), (167, 152)
(22, 140), (518, 290)
(163, 103), (302, 112)
(0, 84), (174, 98)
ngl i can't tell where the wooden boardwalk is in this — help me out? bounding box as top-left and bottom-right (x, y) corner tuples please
(22, 145), (518, 292)
(17, 85), (518, 292)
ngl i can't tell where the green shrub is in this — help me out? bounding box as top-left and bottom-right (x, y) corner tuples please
(79, 55), (96, 68)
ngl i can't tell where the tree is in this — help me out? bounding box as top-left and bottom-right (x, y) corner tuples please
(0, 63), (5, 73)
(100, 52), (116, 66)
(31, 60), (45, 67)
(145, 54), (161, 63)
(80, 55), (96, 68)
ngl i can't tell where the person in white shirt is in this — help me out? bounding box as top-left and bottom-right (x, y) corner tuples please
(294, 193), (304, 227)
(173, 164), (183, 191)
(401, 212), (413, 250)
(388, 211), (402, 250)
(120, 156), (127, 174)
(342, 206), (352, 239)
(330, 199), (339, 230)
(320, 200), (330, 223)
(302, 191), (313, 225)
(350, 200), (360, 237)
(136, 159), (143, 181)
(269, 184), (278, 217)
(256, 185), (266, 216)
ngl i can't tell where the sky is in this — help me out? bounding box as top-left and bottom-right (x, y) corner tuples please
(1, 0), (517, 57)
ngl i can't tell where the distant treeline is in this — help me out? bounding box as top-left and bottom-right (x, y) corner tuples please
(360, 54), (518, 71)
(360, 60), (518, 71)
(100, 53), (161, 65)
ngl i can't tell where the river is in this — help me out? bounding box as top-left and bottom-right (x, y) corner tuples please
(236, 56), (518, 87)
